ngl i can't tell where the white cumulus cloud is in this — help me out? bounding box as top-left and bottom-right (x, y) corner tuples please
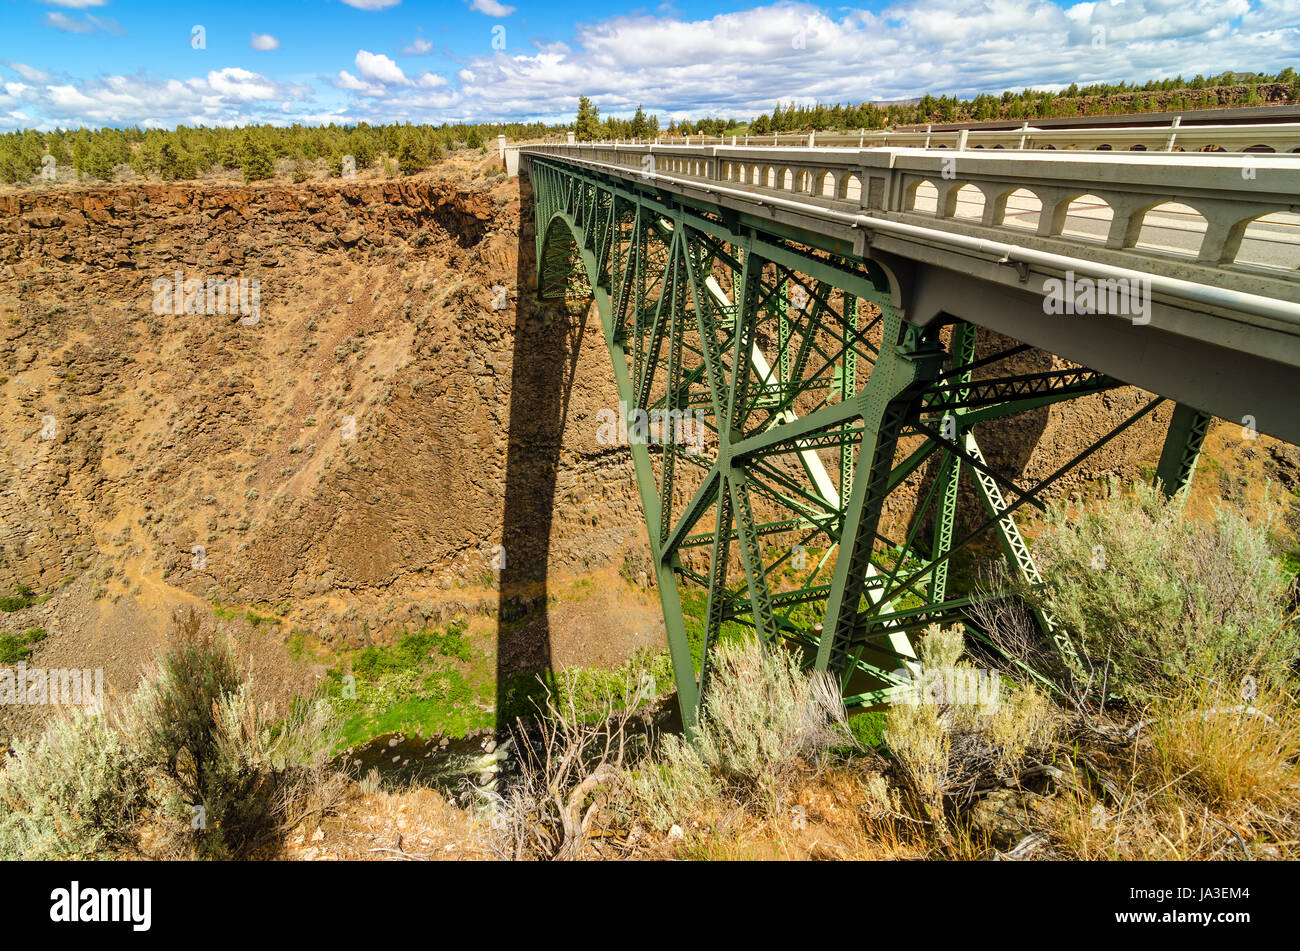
(207, 67), (280, 100)
(9, 0), (1300, 130)
(43, 11), (123, 34)
(470, 0), (517, 15)
(354, 49), (411, 85)
(4, 63), (51, 82)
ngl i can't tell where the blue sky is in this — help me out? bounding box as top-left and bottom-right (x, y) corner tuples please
(1, 0), (1298, 130)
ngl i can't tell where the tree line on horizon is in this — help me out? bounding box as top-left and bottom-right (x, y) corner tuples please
(1, 67), (1296, 185)
(0, 119), (565, 186)
(581, 67), (1300, 138)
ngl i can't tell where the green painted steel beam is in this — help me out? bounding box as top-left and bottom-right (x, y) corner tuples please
(527, 157), (1180, 724)
(1155, 402), (1213, 497)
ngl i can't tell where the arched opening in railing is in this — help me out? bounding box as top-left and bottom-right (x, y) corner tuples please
(780, 167), (795, 190)
(950, 183), (985, 220)
(1243, 144), (1276, 153)
(1095, 144), (1113, 151)
(1132, 201), (1208, 257)
(998, 187), (1042, 231)
(1059, 194), (1114, 243)
(1233, 211), (1300, 271)
(836, 173), (862, 201)
(816, 170), (836, 197)
(907, 179), (939, 214)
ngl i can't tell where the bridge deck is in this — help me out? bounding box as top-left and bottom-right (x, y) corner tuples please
(520, 143), (1300, 442)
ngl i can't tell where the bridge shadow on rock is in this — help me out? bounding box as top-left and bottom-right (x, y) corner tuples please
(495, 177), (591, 729)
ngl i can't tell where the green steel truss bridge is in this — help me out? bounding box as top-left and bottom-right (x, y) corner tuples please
(516, 141), (1300, 728)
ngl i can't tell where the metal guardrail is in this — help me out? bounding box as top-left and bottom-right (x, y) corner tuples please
(511, 119), (1300, 154)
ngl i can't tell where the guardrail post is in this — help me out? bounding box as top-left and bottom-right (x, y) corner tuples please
(1165, 116), (1182, 151)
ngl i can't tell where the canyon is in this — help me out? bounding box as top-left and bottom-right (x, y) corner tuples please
(1, 150), (1294, 744)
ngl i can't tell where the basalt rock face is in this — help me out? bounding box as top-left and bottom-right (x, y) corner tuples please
(0, 178), (496, 276)
(0, 166), (649, 659)
(0, 165), (1177, 678)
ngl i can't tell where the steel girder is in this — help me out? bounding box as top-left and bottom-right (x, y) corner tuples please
(526, 157), (1202, 729)
(1155, 403), (1213, 497)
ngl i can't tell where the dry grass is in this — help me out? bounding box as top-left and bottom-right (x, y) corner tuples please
(1150, 682), (1300, 810)
(262, 669), (1300, 862)
(1039, 682), (1300, 860)
(668, 764), (929, 861)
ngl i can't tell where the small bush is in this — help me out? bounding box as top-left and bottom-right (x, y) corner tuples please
(627, 637), (849, 827)
(1027, 480), (1298, 698)
(694, 637), (848, 799)
(0, 709), (148, 859)
(133, 622), (341, 858)
(1, 611), (342, 860)
(0, 628), (45, 663)
(0, 584), (34, 612)
(885, 626), (1056, 834)
(622, 735), (718, 832)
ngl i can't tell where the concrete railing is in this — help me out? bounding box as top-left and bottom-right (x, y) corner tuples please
(519, 142), (1300, 282)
